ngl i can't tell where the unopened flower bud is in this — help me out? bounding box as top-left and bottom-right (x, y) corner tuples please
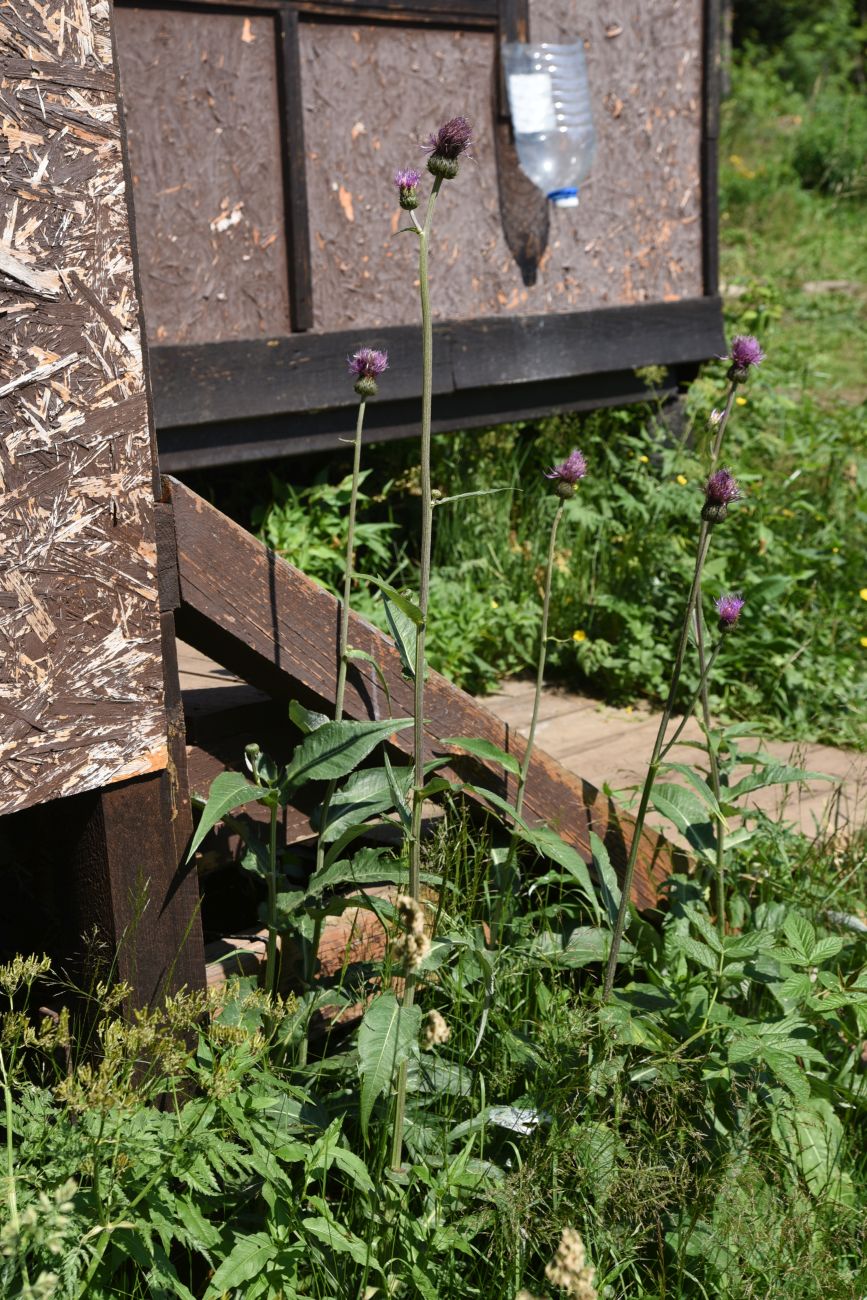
(394, 167), (421, 210)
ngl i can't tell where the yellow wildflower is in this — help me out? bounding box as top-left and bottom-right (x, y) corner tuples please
(736, 396), (747, 406)
(490, 599), (499, 609)
(860, 588), (867, 601)
(572, 629), (587, 643)
(676, 474), (688, 486)
(639, 454), (649, 464)
(861, 637), (867, 649)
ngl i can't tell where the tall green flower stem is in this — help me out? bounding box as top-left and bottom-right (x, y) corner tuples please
(601, 380), (738, 1000)
(694, 597), (727, 938)
(492, 500), (565, 945)
(390, 176), (443, 1172)
(297, 398), (368, 1064)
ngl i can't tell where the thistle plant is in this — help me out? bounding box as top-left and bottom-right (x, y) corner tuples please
(601, 335), (764, 998)
(389, 115), (472, 1171)
(493, 449), (587, 942)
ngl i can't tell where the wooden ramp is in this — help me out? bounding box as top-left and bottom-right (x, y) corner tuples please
(164, 477), (684, 911)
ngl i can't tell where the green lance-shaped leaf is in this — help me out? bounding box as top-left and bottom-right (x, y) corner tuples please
(442, 735), (521, 777)
(589, 831), (620, 928)
(187, 771), (265, 861)
(355, 572), (423, 625)
(521, 824), (601, 922)
(357, 991), (421, 1139)
(283, 716), (413, 793)
(381, 593), (417, 681)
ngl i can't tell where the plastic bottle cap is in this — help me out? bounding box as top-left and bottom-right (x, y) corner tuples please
(548, 188), (579, 207)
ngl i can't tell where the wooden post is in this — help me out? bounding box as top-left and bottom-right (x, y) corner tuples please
(0, 1), (204, 1000)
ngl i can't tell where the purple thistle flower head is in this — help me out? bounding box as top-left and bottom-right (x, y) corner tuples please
(348, 347), (388, 398)
(715, 592), (745, 632)
(702, 467), (741, 523)
(728, 334), (764, 381)
(544, 448), (587, 498)
(394, 167), (422, 210)
(423, 116), (473, 180)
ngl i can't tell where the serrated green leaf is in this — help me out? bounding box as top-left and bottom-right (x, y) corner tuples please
(357, 993), (421, 1138)
(684, 903), (723, 954)
(306, 846), (395, 898)
(783, 913), (815, 962)
(442, 735), (521, 777)
(187, 771), (264, 861)
(808, 935), (844, 965)
(204, 1233), (276, 1297)
(672, 933), (719, 971)
(285, 717), (413, 791)
(302, 1215), (376, 1267)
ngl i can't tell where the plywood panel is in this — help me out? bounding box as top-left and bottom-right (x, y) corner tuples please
(301, 0), (703, 330)
(0, 1), (167, 815)
(114, 5), (291, 344)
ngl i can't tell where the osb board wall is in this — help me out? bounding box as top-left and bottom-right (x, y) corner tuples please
(0, 0), (168, 816)
(114, 5), (291, 347)
(302, 0), (704, 331)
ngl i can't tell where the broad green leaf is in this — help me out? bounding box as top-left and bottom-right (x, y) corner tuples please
(650, 783), (716, 856)
(356, 572), (423, 624)
(381, 593), (416, 680)
(442, 735), (521, 777)
(301, 1215), (376, 1267)
(671, 933), (718, 972)
(285, 716), (413, 791)
(187, 771), (264, 861)
(357, 992), (421, 1138)
(289, 699), (329, 734)
(204, 1233), (276, 1297)
(770, 1100), (852, 1202)
(725, 762), (832, 802)
(531, 926), (630, 968)
(660, 763), (726, 822)
(590, 831), (619, 927)
(321, 764), (412, 844)
(306, 846), (395, 898)
(808, 935), (844, 965)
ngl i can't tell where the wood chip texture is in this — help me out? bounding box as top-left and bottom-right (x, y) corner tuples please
(0, 0), (167, 815)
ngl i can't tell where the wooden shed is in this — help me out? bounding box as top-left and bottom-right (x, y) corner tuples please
(0, 0), (703, 1002)
(111, 0), (724, 468)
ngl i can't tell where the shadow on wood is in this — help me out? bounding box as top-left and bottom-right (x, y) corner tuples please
(166, 477), (687, 911)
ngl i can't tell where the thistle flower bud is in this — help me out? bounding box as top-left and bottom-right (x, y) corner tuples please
(394, 167), (421, 210)
(715, 592), (745, 632)
(701, 467), (741, 523)
(423, 116), (473, 180)
(347, 347), (388, 398)
(727, 334), (764, 383)
(544, 448), (587, 499)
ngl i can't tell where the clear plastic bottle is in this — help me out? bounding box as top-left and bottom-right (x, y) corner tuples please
(502, 42), (595, 207)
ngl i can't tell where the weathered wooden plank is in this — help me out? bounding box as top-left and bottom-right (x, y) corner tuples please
(150, 298), (725, 432)
(158, 366), (683, 471)
(277, 8), (314, 331)
(169, 478), (683, 910)
(0, 0), (167, 816)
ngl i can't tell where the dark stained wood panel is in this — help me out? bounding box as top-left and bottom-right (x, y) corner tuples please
(300, 0), (704, 332)
(114, 5), (292, 345)
(169, 478), (683, 911)
(0, 0), (168, 816)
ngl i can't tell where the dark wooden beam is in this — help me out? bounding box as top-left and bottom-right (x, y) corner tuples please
(157, 365), (683, 470)
(276, 7), (314, 331)
(160, 0), (500, 26)
(168, 477), (686, 911)
(150, 298), (725, 433)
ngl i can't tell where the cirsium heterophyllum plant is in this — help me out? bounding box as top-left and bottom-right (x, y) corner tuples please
(601, 334), (765, 998)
